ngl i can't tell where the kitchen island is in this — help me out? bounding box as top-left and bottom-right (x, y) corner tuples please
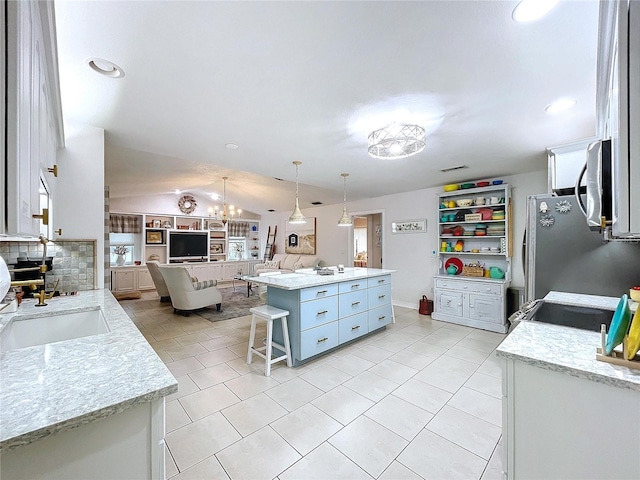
(247, 268), (395, 366)
(497, 317), (640, 479)
(0, 290), (177, 479)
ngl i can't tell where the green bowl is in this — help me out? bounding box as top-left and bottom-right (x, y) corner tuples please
(460, 183), (475, 189)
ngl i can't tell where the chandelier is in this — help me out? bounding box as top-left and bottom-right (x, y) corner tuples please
(221, 176), (229, 224)
(367, 123), (426, 160)
(337, 173), (352, 226)
(288, 161), (306, 224)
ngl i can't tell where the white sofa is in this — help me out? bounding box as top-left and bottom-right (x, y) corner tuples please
(254, 253), (319, 275)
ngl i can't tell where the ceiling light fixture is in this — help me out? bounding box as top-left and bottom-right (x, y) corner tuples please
(545, 98), (577, 113)
(368, 123), (426, 159)
(288, 161), (306, 224)
(512, 0), (558, 23)
(225, 143), (239, 150)
(337, 173), (353, 227)
(86, 58), (125, 78)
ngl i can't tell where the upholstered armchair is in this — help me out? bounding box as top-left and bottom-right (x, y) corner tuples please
(158, 265), (222, 316)
(146, 261), (171, 302)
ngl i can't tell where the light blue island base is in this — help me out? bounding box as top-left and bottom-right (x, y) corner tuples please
(247, 268), (395, 367)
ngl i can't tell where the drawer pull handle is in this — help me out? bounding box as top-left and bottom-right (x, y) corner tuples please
(351, 325), (360, 330)
(378, 315), (386, 320)
(378, 279), (385, 283)
(378, 294), (385, 299)
(317, 310), (328, 315)
(317, 337), (329, 343)
(351, 284), (360, 288)
(351, 301), (360, 306)
(317, 290), (328, 295)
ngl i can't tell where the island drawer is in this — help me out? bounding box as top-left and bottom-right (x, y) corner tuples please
(300, 283), (339, 302)
(368, 284), (391, 309)
(339, 279), (367, 294)
(435, 278), (502, 295)
(299, 296), (339, 331)
(368, 304), (393, 331)
(339, 289), (368, 317)
(368, 275), (391, 288)
(338, 312), (369, 343)
(300, 322), (339, 360)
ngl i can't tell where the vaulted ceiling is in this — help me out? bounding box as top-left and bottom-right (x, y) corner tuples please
(55, 0), (599, 216)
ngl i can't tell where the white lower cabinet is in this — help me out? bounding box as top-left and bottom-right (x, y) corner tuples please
(432, 276), (508, 333)
(1, 399), (166, 480)
(111, 267), (158, 292)
(502, 358), (640, 479)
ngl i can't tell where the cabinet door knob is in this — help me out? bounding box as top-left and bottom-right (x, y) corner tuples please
(378, 294), (385, 299)
(317, 337), (328, 344)
(351, 301), (360, 306)
(317, 290), (328, 295)
(351, 325), (360, 331)
(317, 310), (328, 316)
(351, 284), (360, 289)
(378, 315), (386, 320)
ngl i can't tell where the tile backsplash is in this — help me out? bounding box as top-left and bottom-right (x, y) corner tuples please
(0, 240), (96, 292)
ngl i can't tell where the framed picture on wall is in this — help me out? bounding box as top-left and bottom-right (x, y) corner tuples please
(285, 217), (316, 254)
(391, 219), (427, 234)
(146, 230), (164, 244)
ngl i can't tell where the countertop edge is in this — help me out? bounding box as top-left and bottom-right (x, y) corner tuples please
(0, 383), (177, 451)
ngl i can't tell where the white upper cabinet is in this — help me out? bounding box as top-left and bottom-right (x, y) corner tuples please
(4, 0), (64, 237)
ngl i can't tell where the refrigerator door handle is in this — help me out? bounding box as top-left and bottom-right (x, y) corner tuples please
(575, 162), (588, 217)
(576, 141), (605, 231)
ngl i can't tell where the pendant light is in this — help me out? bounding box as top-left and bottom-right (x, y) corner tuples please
(221, 176), (229, 225)
(288, 161), (307, 224)
(337, 173), (353, 226)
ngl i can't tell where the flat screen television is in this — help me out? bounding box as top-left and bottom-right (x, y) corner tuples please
(168, 232), (208, 260)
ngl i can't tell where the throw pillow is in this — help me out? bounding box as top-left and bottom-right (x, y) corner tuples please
(264, 260), (280, 269)
(293, 261), (304, 270)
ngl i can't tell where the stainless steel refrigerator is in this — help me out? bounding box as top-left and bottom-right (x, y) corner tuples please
(524, 193), (640, 302)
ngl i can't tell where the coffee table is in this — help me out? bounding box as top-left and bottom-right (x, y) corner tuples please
(232, 275), (254, 297)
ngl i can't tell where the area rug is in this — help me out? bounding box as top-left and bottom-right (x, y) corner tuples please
(195, 286), (265, 322)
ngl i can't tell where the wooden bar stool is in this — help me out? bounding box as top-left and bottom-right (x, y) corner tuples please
(247, 305), (292, 376)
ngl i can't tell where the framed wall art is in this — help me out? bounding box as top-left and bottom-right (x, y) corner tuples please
(146, 230), (164, 244)
(391, 219), (427, 234)
(285, 217), (316, 254)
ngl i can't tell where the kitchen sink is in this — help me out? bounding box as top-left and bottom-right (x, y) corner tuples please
(530, 302), (614, 332)
(0, 308), (110, 352)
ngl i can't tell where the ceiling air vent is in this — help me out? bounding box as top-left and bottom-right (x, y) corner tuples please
(439, 165), (468, 173)
(267, 209), (275, 212)
(311, 201), (323, 205)
(273, 177), (285, 181)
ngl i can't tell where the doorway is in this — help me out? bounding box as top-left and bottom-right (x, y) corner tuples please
(352, 212), (383, 268)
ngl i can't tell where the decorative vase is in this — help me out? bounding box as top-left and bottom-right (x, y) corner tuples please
(116, 254), (125, 266)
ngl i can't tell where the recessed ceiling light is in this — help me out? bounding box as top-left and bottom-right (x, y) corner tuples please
(545, 98), (577, 114)
(225, 143), (239, 150)
(86, 58), (125, 78)
(210, 193), (219, 200)
(174, 189), (181, 195)
(512, 0), (558, 23)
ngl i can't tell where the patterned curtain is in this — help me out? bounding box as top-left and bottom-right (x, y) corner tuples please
(109, 215), (141, 233)
(229, 221), (250, 237)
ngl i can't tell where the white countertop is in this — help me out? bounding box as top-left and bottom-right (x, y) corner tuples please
(0, 290), (177, 451)
(497, 291), (640, 392)
(246, 267), (395, 290)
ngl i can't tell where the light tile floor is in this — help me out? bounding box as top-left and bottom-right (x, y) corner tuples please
(121, 292), (505, 480)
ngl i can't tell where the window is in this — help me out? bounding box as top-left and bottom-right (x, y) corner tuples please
(228, 237), (247, 260)
(110, 233), (135, 265)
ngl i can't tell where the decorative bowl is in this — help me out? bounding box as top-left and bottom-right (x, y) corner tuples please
(460, 183), (475, 189)
(444, 184), (459, 192)
(492, 180), (504, 185)
(477, 181), (490, 187)
(456, 199), (473, 207)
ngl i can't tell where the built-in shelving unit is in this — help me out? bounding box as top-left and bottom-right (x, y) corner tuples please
(432, 183), (512, 333)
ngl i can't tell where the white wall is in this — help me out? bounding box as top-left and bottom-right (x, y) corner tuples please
(263, 170), (547, 309)
(56, 123), (105, 288)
